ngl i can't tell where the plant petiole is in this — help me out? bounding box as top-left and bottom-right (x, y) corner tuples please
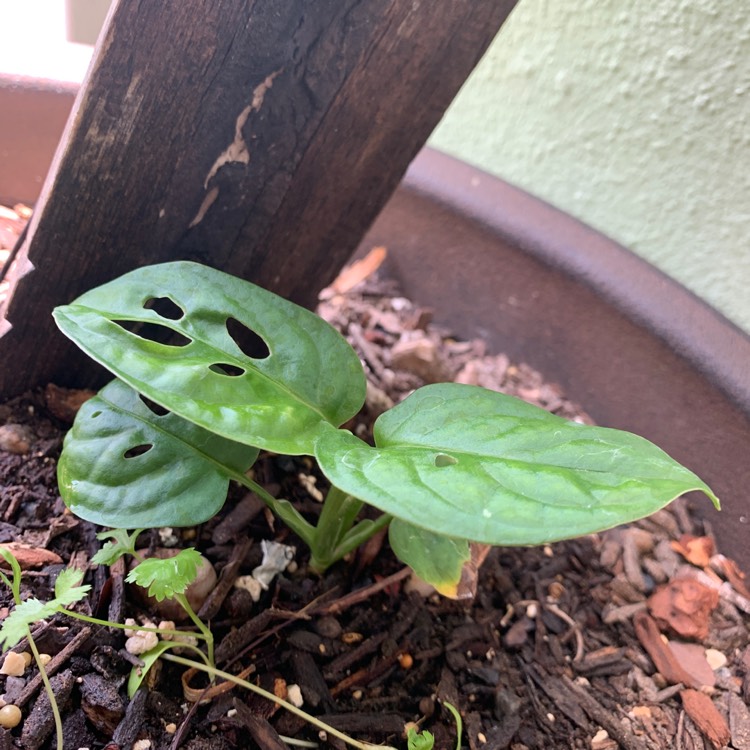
(160, 652), (397, 750)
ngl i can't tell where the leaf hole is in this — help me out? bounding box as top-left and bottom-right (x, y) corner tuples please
(138, 395), (170, 416)
(209, 363), (246, 377)
(434, 453), (458, 467)
(124, 444), (153, 459)
(143, 296), (184, 320)
(112, 320), (192, 347)
(226, 317), (270, 360)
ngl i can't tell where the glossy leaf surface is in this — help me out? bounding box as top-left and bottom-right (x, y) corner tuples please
(316, 384), (720, 546)
(53, 261), (365, 454)
(58, 379), (258, 528)
(388, 519), (470, 598)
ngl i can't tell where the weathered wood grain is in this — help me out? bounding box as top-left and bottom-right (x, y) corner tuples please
(0, 0), (515, 395)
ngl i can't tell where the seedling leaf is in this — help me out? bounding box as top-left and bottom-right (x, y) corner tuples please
(53, 568), (91, 607)
(53, 261), (366, 455)
(316, 384), (720, 546)
(388, 520), (470, 598)
(127, 640), (175, 698)
(0, 599), (59, 650)
(126, 548), (202, 601)
(407, 728), (435, 750)
(92, 528), (144, 566)
(58, 379), (258, 528)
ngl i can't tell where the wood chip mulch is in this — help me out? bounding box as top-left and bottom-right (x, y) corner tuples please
(1, 221), (749, 750)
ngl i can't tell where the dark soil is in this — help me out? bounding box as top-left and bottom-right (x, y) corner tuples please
(1, 251), (749, 750)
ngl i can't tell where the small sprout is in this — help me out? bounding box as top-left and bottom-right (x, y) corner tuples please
(406, 726), (434, 750)
(0, 704), (22, 729)
(0, 652), (27, 677)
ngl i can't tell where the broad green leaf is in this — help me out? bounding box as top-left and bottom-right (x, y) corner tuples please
(316, 383), (720, 546)
(54, 568), (91, 607)
(53, 261), (366, 454)
(388, 520), (470, 598)
(126, 548), (202, 601)
(58, 379), (258, 528)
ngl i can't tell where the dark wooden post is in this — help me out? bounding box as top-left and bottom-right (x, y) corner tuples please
(0, 0), (515, 396)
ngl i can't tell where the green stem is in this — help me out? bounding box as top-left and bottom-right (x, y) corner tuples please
(308, 485), (364, 573)
(61, 609), (209, 642)
(331, 512), (393, 562)
(174, 593), (214, 667)
(160, 653), (396, 750)
(27, 629), (63, 750)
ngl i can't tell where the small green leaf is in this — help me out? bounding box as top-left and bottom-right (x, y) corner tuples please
(53, 261), (366, 455)
(127, 640), (175, 698)
(0, 567), (92, 651)
(0, 548), (23, 603)
(126, 548), (202, 601)
(443, 701), (463, 750)
(316, 383), (720, 546)
(92, 529), (145, 566)
(0, 599), (59, 650)
(53, 568), (91, 607)
(388, 520), (470, 598)
(407, 728), (435, 750)
(58, 379), (258, 528)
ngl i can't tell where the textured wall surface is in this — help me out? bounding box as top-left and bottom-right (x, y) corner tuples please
(430, 0), (750, 333)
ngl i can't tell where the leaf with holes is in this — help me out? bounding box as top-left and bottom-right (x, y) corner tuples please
(53, 261), (366, 454)
(315, 383), (720, 546)
(57, 379), (259, 528)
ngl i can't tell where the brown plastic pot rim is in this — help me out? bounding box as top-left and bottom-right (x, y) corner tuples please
(404, 148), (750, 417)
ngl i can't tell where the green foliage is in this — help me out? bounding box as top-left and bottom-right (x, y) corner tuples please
(53, 261), (720, 595)
(0, 568), (90, 650)
(315, 383), (719, 546)
(58, 379), (258, 528)
(53, 261), (366, 455)
(126, 548), (203, 601)
(407, 728), (434, 750)
(91, 528), (144, 566)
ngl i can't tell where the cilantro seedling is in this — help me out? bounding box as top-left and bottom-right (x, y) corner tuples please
(52, 261), (720, 595)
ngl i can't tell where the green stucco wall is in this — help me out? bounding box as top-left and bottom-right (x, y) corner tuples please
(430, 0), (750, 334)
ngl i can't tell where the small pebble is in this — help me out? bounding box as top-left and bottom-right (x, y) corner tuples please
(165, 723), (177, 734)
(398, 653), (413, 669)
(0, 424), (32, 454)
(132, 741), (151, 750)
(287, 684), (304, 708)
(706, 648), (728, 670)
(19, 653), (32, 668)
(0, 652), (27, 677)
(0, 704), (22, 729)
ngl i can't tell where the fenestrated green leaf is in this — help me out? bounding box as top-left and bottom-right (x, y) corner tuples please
(388, 520), (470, 598)
(316, 383), (720, 546)
(53, 261), (366, 455)
(58, 379), (259, 528)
